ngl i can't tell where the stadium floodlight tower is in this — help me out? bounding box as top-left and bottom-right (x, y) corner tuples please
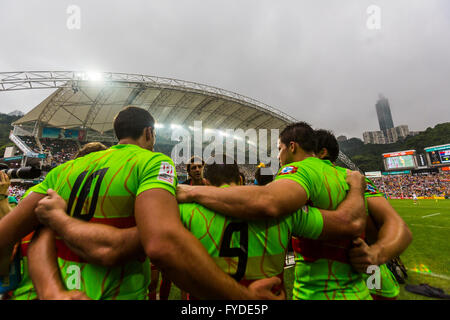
(1, 71), (360, 170)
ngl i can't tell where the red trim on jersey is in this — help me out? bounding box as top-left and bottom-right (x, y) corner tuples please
(292, 237), (351, 264)
(292, 230), (366, 265)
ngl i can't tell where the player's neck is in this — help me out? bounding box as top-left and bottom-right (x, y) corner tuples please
(118, 138), (147, 150)
(219, 182), (238, 187)
(292, 150), (315, 163)
(191, 178), (204, 185)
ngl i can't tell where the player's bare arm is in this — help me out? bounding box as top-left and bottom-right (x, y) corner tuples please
(177, 178), (308, 220)
(349, 197), (412, 273)
(35, 189), (144, 267)
(136, 188), (283, 300)
(0, 192), (45, 275)
(27, 227), (90, 300)
(317, 170), (367, 240)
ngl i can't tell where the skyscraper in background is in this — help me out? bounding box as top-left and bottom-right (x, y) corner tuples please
(362, 95), (411, 144)
(375, 94), (394, 131)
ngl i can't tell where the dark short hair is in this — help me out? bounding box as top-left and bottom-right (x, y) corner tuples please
(74, 142), (108, 159)
(203, 154), (240, 187)
(279, 122), (316, 153)
(314, 129), (339, 163)
(113, 106), (155, 140)
(254, 166), (274, 186)
(186, 156), (205, 172)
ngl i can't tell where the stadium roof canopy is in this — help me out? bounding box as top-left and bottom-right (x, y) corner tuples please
(1, 71), (360, 171)
(3, 71), (296, 134)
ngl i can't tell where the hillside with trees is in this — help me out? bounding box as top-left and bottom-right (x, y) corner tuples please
(1, 111), (448, 173)
(339, 122), (450, 172)
(0, 113), (21, 155)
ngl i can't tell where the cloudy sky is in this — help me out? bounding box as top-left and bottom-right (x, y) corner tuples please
(0, 0), (449, 139)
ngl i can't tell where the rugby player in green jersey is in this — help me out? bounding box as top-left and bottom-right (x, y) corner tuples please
(22, 154), (366, 300)
(179, 154), (367, 299)
(177, 122), (371, 299)
(7, 142), (108, 300)
(0, 106), (281, 300)
(313, 129), (412, 300)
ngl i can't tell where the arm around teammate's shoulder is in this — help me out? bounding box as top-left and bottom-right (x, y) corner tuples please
(316, 170), (367, 240)
(177, 178), (308, 220)
(364, 196), (412, 264)
(135, 188), (283, 300)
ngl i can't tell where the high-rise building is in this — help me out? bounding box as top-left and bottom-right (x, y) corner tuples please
(363, 124), (410, 144)
(375, 95), (394, 131)
(336, 135), (347, 142)
(363, 131), (386, 144)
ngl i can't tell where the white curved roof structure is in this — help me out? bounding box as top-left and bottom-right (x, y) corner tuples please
(4, 71), (296, 134)
(1, 71), (360, 170)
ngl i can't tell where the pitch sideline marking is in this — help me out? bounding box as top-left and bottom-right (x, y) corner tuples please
(408, 270), (450, 281)
(421, 213), (441, 218)
(410, 223), (450, 229)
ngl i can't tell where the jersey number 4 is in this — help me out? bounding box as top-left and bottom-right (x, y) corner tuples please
(67, 168), (109, 221)
(219, 222), (248, 281)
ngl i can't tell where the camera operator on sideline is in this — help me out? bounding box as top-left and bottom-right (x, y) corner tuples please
(0, 171), (13, 219)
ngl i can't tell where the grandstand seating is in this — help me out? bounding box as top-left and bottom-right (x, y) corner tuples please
(371, 173), (449, 199)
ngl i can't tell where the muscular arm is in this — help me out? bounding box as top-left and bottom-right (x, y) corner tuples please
(28, 227), (90, 300)
(366, 197), (412, 264)
(35, 189), (144, 267)
(178, 179), (308, 220)
(0, 192), (44, 275)
(28, 227), (65, 299)
(349, 196), (412, 272)
(49, 217), (142, 267)
(136, 188), (273, 300)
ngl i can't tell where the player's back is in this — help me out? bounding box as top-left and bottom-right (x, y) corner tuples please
(13, 144), (177, 300)
(276, 157), (372, 300)
(178, 199), (298, 298)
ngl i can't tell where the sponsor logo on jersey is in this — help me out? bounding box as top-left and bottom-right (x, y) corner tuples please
(279, 166), (298, 175)
(366, 183), (378, 194)
(158, 162), (175, 184)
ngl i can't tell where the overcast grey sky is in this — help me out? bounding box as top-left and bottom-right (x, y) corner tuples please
(1, 0), (449, 139)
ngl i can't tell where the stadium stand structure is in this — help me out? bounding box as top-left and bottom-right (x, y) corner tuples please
(1, 71), (360, 178)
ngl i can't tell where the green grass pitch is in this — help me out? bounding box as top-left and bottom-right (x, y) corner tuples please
(166, 199), (450, 300)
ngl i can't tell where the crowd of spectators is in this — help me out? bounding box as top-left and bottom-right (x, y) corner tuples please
(7, 184), (28, 202)
(17, 136), (79, 168)
(9, 136), (450, 199)
(371, 173), (450, 198)
(18, 136), (40, 153)
(40, 138), (79, 167)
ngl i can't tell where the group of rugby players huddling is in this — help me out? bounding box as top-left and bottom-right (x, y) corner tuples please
(0, 106), (412, 300)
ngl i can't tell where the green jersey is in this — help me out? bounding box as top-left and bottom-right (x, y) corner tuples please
(360, 177), (400, 299)
(276, 157), (371, 300)
(329, 167), (399, 299)
(178, 189), (323, 293)
(11, 144), (177, 300)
